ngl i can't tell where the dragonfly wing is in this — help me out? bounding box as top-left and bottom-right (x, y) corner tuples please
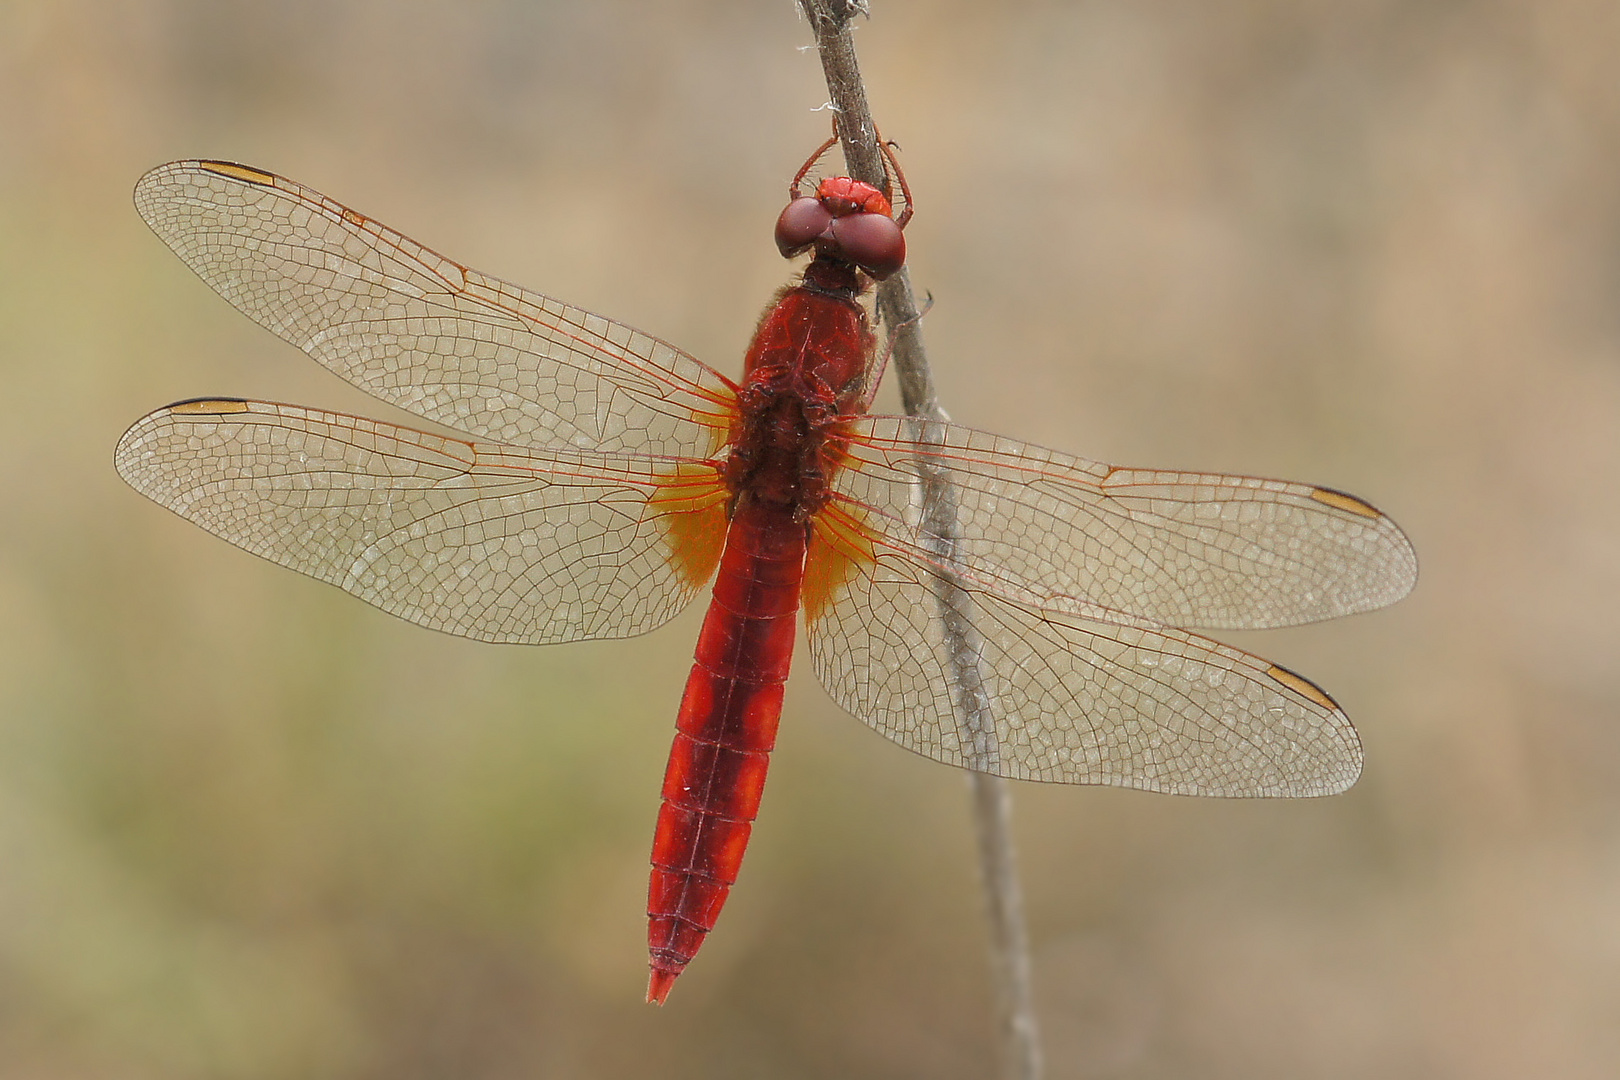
(115, 399), (725, 644)
(831, 416), (1416, 631)
(134, 161), (736, 456)
(804, 523), (1361, 796)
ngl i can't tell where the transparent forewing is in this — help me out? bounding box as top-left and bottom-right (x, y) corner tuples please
(805, 541), (1361, 796)
(831, 416), (1417, 631)
(134, 161), (737, 456)
(115, 400), (716, 644)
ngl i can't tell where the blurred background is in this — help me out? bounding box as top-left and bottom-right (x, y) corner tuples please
(1, 0), (1615, 1076)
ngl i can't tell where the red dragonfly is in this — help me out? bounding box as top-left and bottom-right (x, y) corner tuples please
(116, 145), (1416, 1005)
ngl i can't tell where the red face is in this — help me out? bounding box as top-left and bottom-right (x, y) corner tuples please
(773, 176), (906, 280)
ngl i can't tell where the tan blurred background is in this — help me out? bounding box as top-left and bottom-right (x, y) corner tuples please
(1, 0), (1615, 1076)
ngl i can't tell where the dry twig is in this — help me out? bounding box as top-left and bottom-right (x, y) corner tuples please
(796, 4), (1044, 1078)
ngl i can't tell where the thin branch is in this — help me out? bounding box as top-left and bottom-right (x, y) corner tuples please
(796, 4), (1044, 1079)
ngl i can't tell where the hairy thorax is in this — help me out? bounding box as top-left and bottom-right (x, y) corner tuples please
(724, 277), (873, 521)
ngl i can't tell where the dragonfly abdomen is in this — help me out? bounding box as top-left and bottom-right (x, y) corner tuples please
(647, 503), (809, 1004)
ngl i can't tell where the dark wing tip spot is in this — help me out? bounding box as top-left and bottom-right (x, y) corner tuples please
(1310, 486), (1383, 520)
(198, 161), (278, 186)
(1266, 663), (1341, 712)
(167, 397), (252, 415)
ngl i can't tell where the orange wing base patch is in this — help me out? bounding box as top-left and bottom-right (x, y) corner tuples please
(803, 503), (877, 626)
(649, 464), (729, 589)
(647, 402), (738, 589)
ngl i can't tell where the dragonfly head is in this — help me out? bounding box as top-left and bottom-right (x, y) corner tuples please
(774, 176), (906, 281)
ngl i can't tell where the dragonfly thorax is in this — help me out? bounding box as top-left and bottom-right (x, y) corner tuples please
(724, 376), (837, 520)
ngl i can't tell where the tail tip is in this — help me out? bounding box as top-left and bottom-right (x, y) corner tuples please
(647, 968), (679, 1006)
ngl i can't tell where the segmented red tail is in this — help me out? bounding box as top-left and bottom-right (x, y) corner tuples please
(646, 504), (807, 1004)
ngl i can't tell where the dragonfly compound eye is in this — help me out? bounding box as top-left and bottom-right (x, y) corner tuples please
(775, 196), (833, 258)
(826, 212), (906, 280)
